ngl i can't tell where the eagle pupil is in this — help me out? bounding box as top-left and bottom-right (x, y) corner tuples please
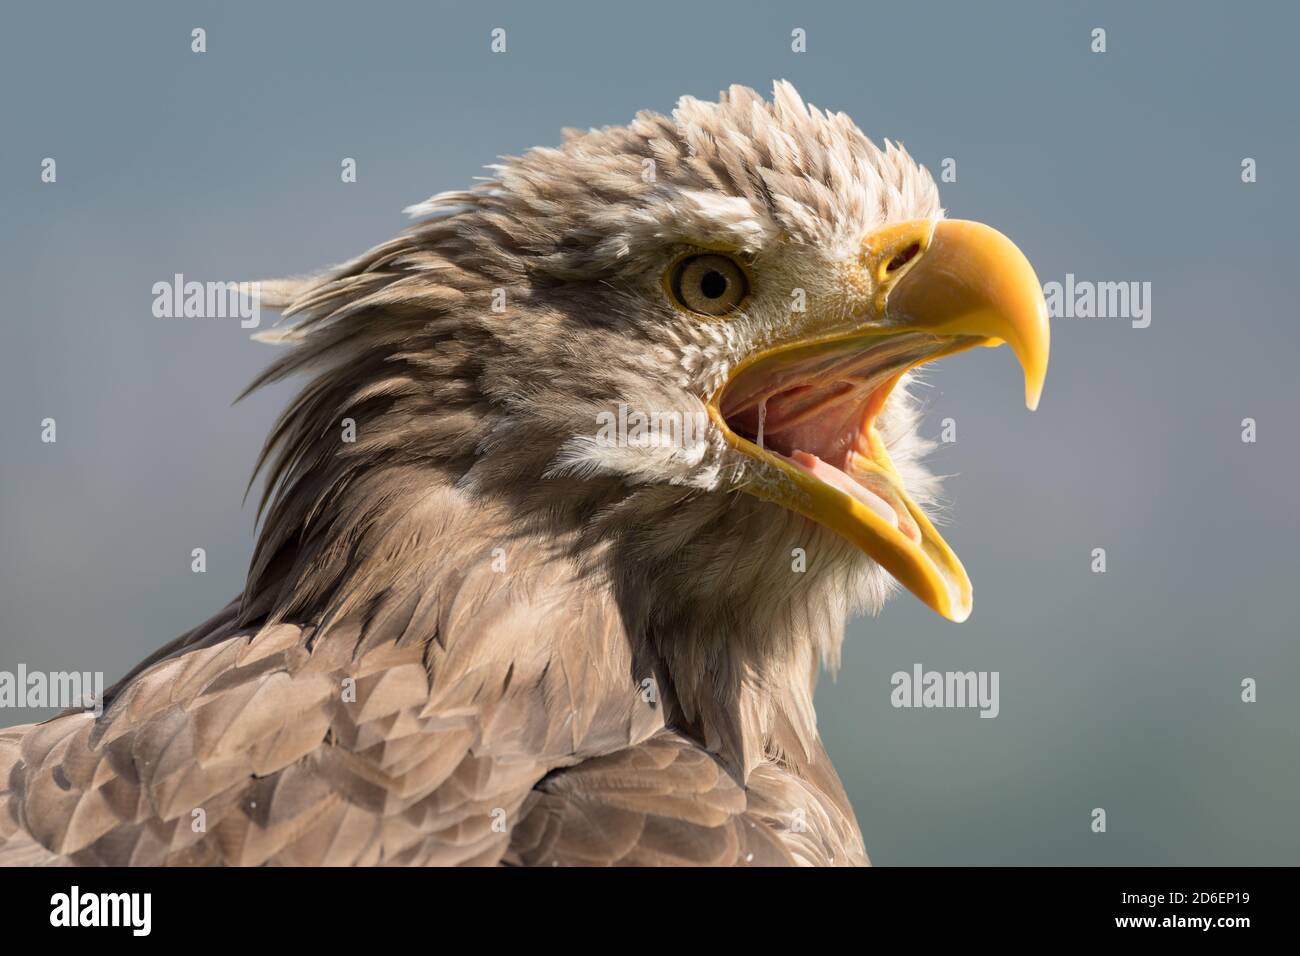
(700, 271), (728, 299)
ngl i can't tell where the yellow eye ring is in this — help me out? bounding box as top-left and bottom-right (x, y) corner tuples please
(667, 253), (749, 317)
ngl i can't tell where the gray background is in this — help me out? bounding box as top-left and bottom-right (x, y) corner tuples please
(1, 1), (1296, 865)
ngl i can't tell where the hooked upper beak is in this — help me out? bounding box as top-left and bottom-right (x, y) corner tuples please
(708, 218), (1050, 622)
(880, 218), (1049, 411)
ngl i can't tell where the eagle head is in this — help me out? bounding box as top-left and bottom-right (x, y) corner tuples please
(248, 81), (1048, 661)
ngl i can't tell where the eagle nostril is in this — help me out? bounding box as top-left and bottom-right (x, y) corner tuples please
(885, 242), (922, 274)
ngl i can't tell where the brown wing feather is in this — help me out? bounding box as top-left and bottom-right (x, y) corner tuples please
(506, 731), (866, 866)
(0, 540), (677, 865)
(2, 512), (865, 867)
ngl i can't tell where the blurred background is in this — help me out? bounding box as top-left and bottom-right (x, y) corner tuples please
(1, 0), (1296, 865)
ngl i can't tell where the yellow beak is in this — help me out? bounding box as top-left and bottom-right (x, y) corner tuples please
(880, 219), (1050, 412)
(708, 218), (1050, 622)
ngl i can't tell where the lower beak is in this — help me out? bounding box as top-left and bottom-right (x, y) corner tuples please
(709, 218), (1050, 622)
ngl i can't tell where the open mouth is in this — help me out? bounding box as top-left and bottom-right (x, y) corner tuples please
(706, 219), (1050, 623)
(708, 331), (986, 620)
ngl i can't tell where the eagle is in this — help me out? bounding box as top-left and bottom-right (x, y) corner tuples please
(0, 82), (1048, 866)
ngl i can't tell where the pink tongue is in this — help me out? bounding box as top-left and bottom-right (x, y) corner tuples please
(789, 450), (899, 529)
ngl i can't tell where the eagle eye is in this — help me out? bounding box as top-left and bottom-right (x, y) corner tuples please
(669, 254), (748, 317)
